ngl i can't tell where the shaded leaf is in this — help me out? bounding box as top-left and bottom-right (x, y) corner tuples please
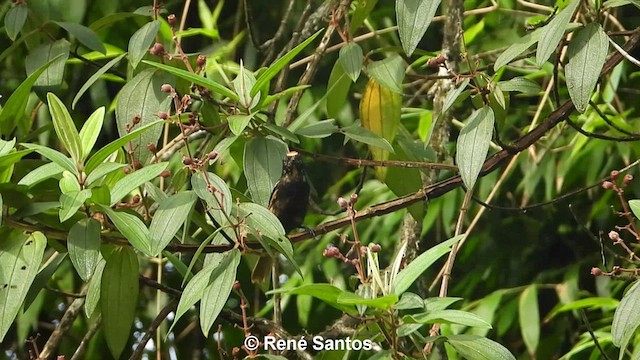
(200, 250), (241, 335)
(68, 218), (102, 281)
(393, 235), (462, 295)
(73, 53), (126, 109)
(326, 61), (351, 119)
(84, 259), (105, 318)
(447, 334), (516, 360)
(228, 114), (253, 136)
(110, 162), (169, 205)
(536, 0), (580, 67)
(251, 29), (323, 97)
(396, 0), (442, 56)
(54, 21), (106, 54)
(101, 247), (139, 359)
(47, 93), (83, 165)
(339, 42), (364, 82)
(455, 107), (495, 190)
(59, 189), (90, 222)
(519, 285), (540, 356)
(296, 119), (339, 138)
(25, 40), (70, 89)
(128, 20), (160, 69)
(612, 280), (640, 352)
(341, 124), (394, 153)
(148, 191), (197, 256)
(366, 55), (405, 94)
(115, 68), (171, 163)
(5, 4), (28, 41)
(498, 77), (542, 95)
(100, 206), (152, 256)
(191, 171), (232, 225)
(243, 137), (288, 207)
(0, 232), (46, 342)
(565, 23), (608, 113)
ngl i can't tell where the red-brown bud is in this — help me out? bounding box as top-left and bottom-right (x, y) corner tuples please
(197, 55), (206, 67)
(337, 197), (348, 208)
(624, 174), (633, 185)
(132, 114), (141, 125)
(208, 151), (218, 160)
(160, 170), (171, 178)
(147, 143), (157, 153)
(132, 194), (141, 203)
(157, 111), (169, 120)
(371, 244), (381, 253)
(233, 280), (241, 290)
(609, 230), (620, 241)
(590, 267), (603, 276)
(349, 193), (358, 204)
(167, 14), (176, 26)
(149, 42), (166, 56)
(610, 170), (620, 179)
(123, 167), (131, 174)
(602, 181), (614, 190)
(182, 156), (193, 165)
(132, 161), (142, 170)
(161, 83), (174, 93)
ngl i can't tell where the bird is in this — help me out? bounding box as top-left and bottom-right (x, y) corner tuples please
(251, 151), (310, 284)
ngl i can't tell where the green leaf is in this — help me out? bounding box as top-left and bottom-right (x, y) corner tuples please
(110, 162), (168, 205)
(200, 250), (241, 336)
(236, 202), (286, 244)
(337, 292), (399, 310)
(0, 232), (46, 342)
(21, 144), (77, 175)
(612, 280), (640, 353)
(494, 29), (542, 71)
(519, 285), (540, 356)
(148, 191), (197, 256)
(251, 29), (323, 97)
(116, 68), (172, 163)
(0, 55), (63, 135)
(326, 61), (351, 119)
(351, 0), (379, 31)
(228, 114), (253, 136)
(262, 85), (311, 108)
(84, 259), (105, 318)
(366, 55), (405, 94)
(243, 137), (288, 207)
(78, 107), (105, 161)
(25, 39), (70, 89)
(233, 61), (260, 109)
(170, 255), (227, 333)
(547, 297), (619, 319)
(73, 53), (126, 109)
(22, 252), (67, 311)
(54, 21), (106, 54)
(191, 171), (232, 225)
(498, 77), (542, 95)
(100, 206), (152, 256)
(339, 42), (364, 82)
(295, 119), (339, 138)
(536, 0), (581, 67)
(47, 93), (83, 165)
(447, 334), (516, 360)
(565, 23), (609, 113)
(406, 309), (492, 328)
(85, 120), (164, 174)
(342, 124), (394, 153)
(629, 200), (640, 219)
(270, 284), (357, 313)
(85, 162), (126, 186)
(396, 0), (442, 56)
(101, 247), (139, 359)
(142, 60), (238, 100)
(262, 123), (300, 143)
(18, 162), (64, 187)
(128, 20), (160, 69)
(393, 235), (463, 295)
(5, 4), (28, 41)
(59, 189), (91, 222)
(68, 218), (102, 281)
(455, 107), (495, 190)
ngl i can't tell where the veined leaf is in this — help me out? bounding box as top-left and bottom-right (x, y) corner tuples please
(47, 93), (83, 165)
(456, 107), (495, 190)
(396, 0), (442, 56)
(536, 0), (580, 67)
(128, 20), (160, 69)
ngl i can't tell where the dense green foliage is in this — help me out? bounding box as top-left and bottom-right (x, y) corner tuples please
(2, 0), (640, 359)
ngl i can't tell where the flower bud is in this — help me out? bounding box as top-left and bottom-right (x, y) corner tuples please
(371, 244), (381, 253)
(349, 193), (358, 204)
(157, 111), (169, 120)
(609, 231), (620, 241)
(167, 14), (176, 26)
(160, 170), (171, 178)
(132, 161), (142, 170)
(161, 84), (173, 93)
(147, 143), (157, 153)
(610, 170), (619, 179)
(182, 156), (193, 165)
(590, 267), (603, 276)
(149, 42), (165, 56)
(337, 197), (348, 208)
(197, 55), (206, 67)
(602, 181), (614, 190)
(624, 174), (633, 185)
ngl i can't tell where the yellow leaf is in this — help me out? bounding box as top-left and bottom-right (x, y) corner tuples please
(359, 79), (401, 179)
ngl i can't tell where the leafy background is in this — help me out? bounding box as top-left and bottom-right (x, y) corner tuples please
(1, 0), (640, 359)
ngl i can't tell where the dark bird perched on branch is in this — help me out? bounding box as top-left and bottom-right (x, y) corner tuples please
(252, 151), (310, 284)
(268, 151), (310, 233)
